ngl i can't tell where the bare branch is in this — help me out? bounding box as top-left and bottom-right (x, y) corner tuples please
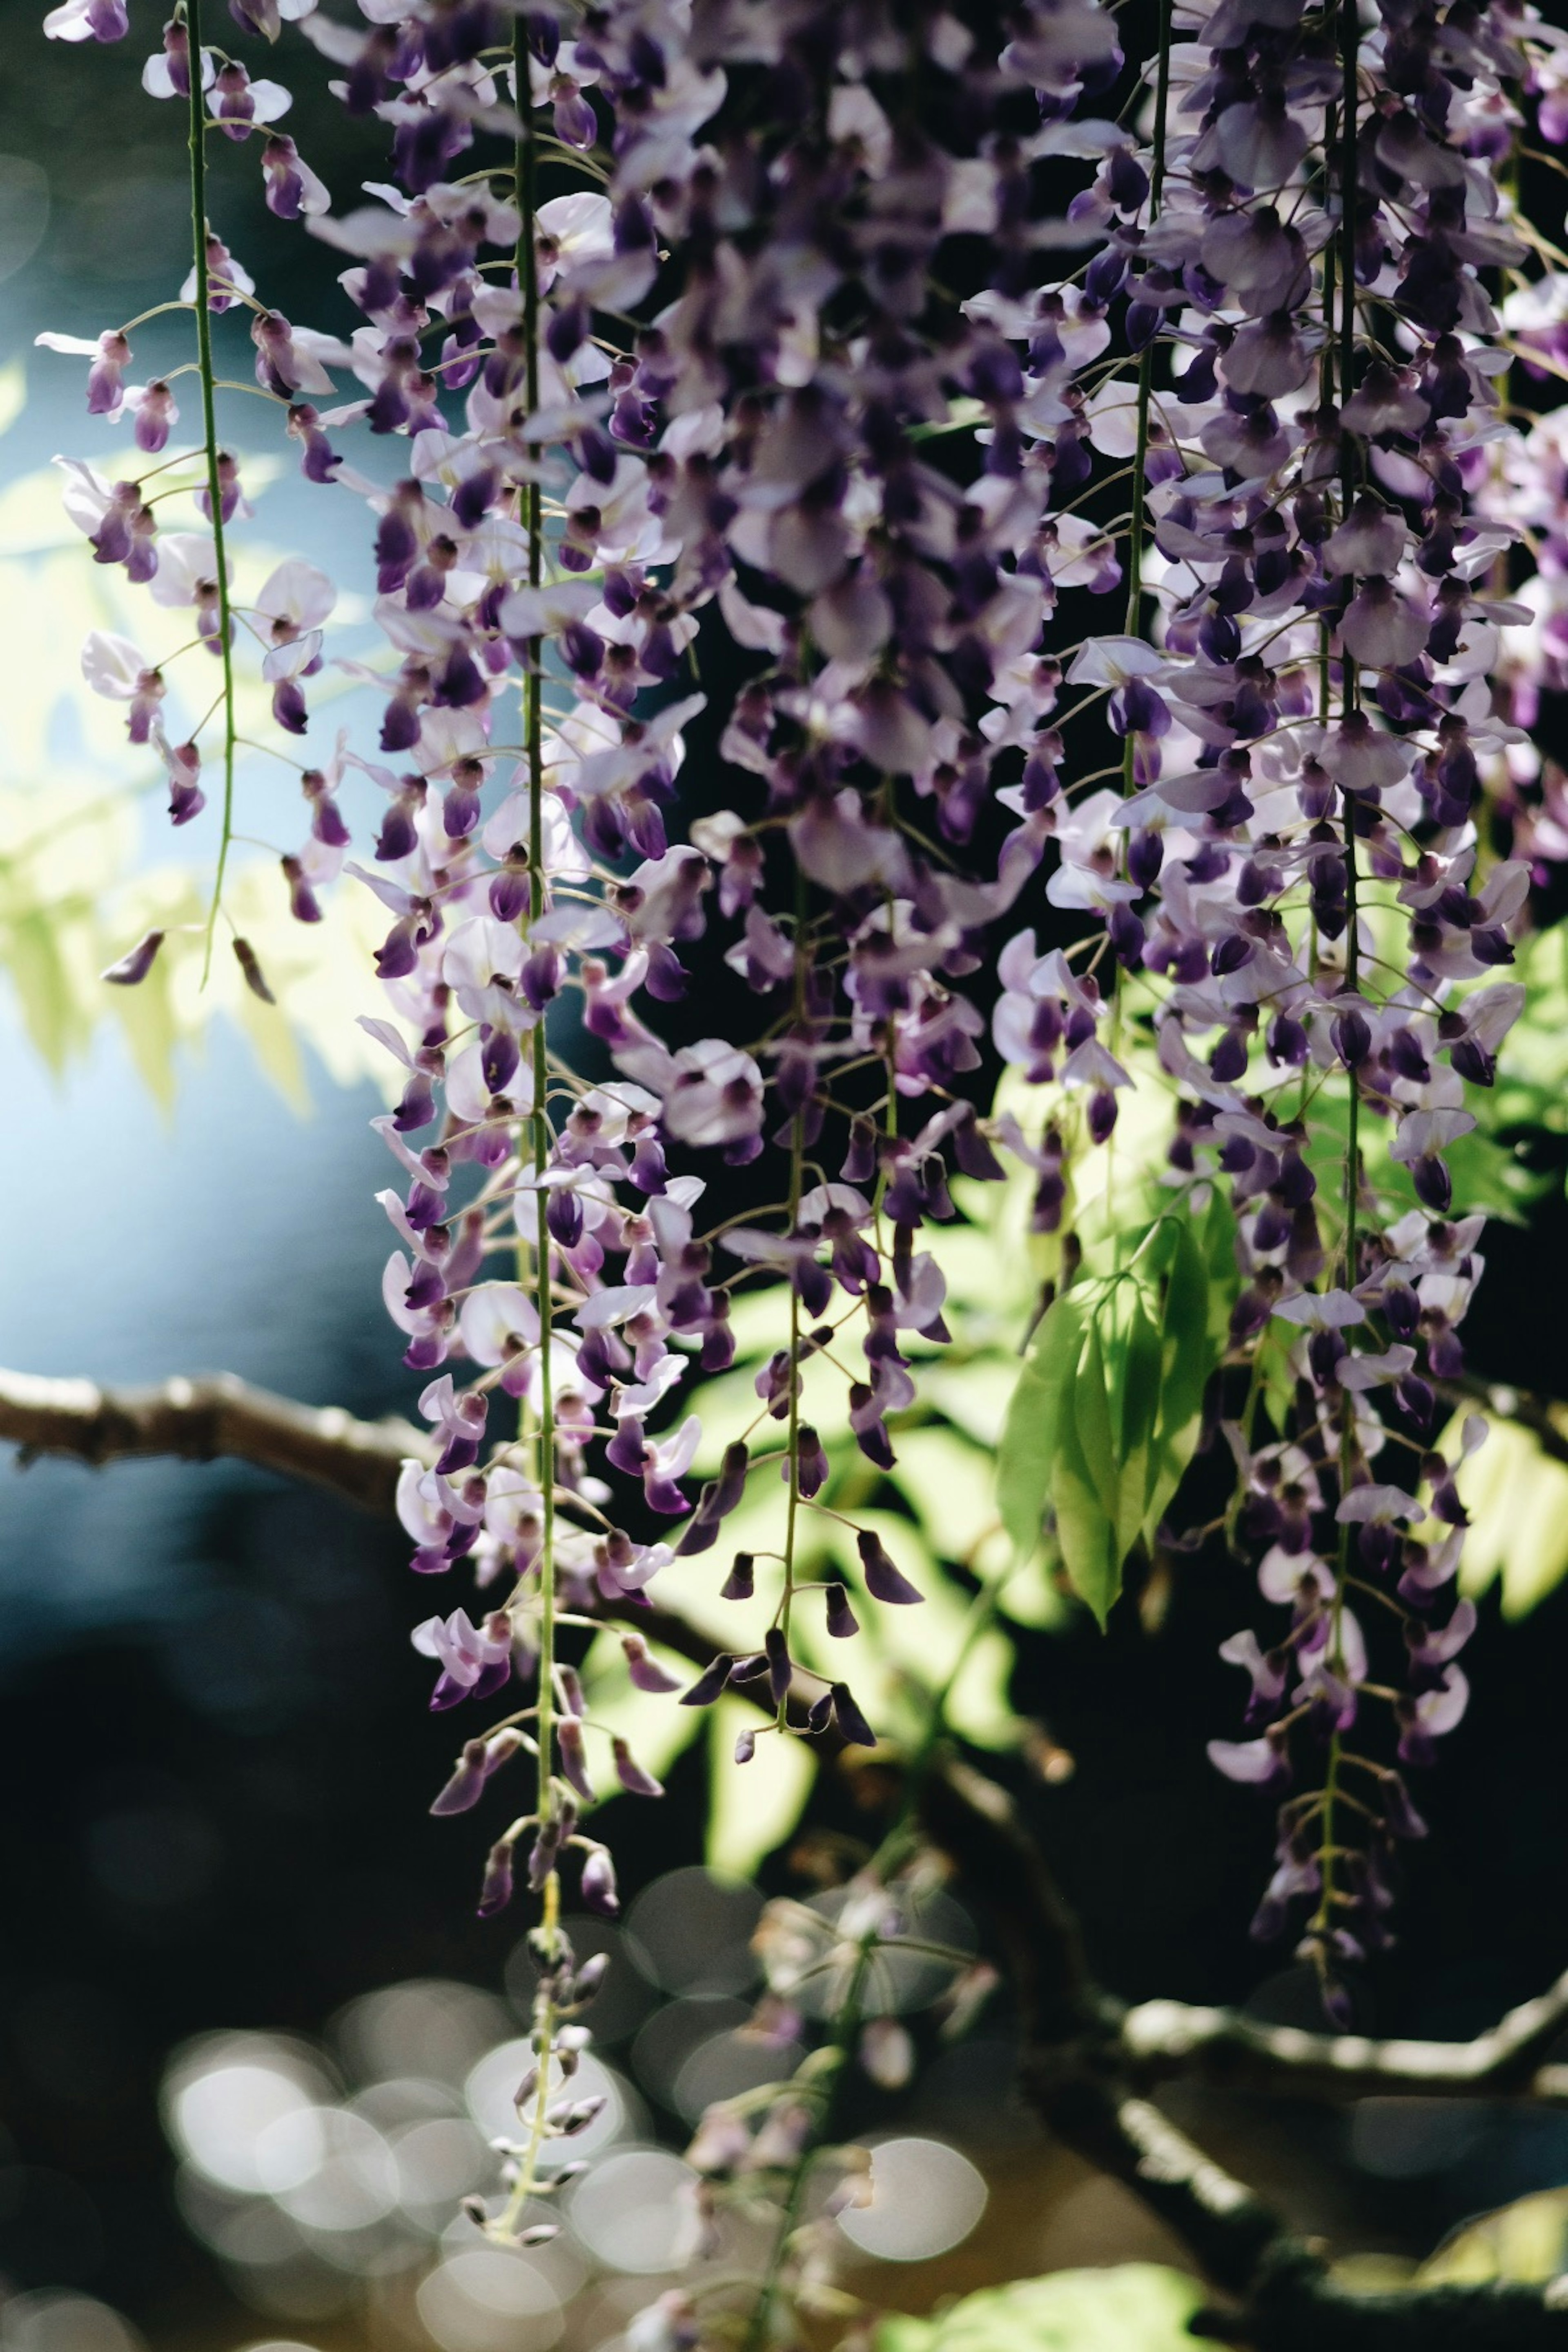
(922, 1755), (1568, 2348)
(1118, 1978), (1568, 2107)
(0, 1365), (430, 1515)
(12, 1358), (1568, 2340)
(0, 1364), (827, 1719)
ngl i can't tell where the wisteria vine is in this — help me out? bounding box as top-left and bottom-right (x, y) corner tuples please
(35, 0), (1568, 2285)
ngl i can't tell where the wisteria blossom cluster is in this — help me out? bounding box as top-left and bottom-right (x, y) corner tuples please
(38, 0), (1568, 2138)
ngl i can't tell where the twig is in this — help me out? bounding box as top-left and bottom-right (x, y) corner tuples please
(184, 0), (240, 986)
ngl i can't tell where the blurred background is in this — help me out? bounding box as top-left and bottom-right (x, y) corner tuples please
(6, 5), (1568, 2348)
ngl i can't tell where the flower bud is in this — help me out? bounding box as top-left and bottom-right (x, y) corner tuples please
(857, 1530), (923, 1605)
(580, 1845), (618, 1915)
(721, 1553), (755, 1601)
(232, 938), (276, 1004)
(477, 1839), (515, 1917)
(102, 930), (164, 987)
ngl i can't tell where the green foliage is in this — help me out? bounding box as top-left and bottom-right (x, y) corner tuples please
(1420, 2187), (1568, 2288)
(995, 1200), (1236, 1628)
(1301, 1082), (1542, 1228)
(873, 2266), (1204, 2352)
(1345, 899), (1555, 1220)
(1453, 1405), (1568, 1618)
(0, 448), (392, 1111)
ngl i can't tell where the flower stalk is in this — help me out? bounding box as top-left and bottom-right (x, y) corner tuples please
(488, 25), (562, 2245)
(182, 0), (238, 984)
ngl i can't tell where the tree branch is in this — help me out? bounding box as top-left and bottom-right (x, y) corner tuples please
(921, 1754), (1568, 2349)
(12, 1359), (1568, 2339)
(0, 1363), (846, 1727)
(7, 1359), (1567, 2089)
(1117, 1980), (1568, 2107)
(0, 1365), (429, 1514)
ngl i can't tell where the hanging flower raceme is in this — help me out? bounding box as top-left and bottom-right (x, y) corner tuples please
(38, 0), (1562, 2136)
(1057, 0), (1555, 2020)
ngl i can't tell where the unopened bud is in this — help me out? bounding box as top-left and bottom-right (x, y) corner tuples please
(232, 936), (276, 1004)
(570, 1952), (610, 2005)
(102, 929), (164, 987)
(580, 1843), (619, 1916)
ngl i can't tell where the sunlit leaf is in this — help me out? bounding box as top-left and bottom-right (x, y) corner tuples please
(1454, 1409), (1568, 1617)
(995, 1290), (1086, 1565)
(0, 359), (26, 440)
(1141, 1211), (1232, 1546)
(894, 1425), (1004, 1563)
(581, 1629), (707, 1787)
(1419, 2187), (1568, 2287)
(874, 2264), (1204, 2352)
(6, 908), (82, 1072)
(1057, 1317), (1123, 1627)
(1114, 1293), (1162, 1560)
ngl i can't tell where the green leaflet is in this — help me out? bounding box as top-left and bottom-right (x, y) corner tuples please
(1056, 1315), (1123, 1626)
(874, 2265), (1203, 2352)
(1115, 1294), (1163, 1560)
(1420, 2185), (1568, 2288)
(996, 1290), (1085, 1565)
(993, 1202), (1237, 1628)
(7, 906), (82, 1074)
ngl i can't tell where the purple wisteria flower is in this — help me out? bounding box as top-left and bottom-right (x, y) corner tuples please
(34, 0), (1568, 2039)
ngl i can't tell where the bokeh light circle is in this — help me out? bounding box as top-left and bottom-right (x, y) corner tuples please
(163, 2036), (334, 2195)
(626, 1870), (762, 1995)
(836, 2137), (988, 2263)
(566, 2148), (700, 2274)
(415, 2248), (562, 2352)
(0, 2297), (141, 2352)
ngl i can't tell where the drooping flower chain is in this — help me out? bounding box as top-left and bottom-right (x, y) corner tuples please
(38, 0), (1568, 2047)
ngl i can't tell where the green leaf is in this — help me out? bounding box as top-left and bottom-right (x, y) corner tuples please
(1056, 1318), (1123, 1627)
(107, 927), (182, 1112)
(580, 1629), (707, 1786)
(1114, 1294), (1163, 1559)
(1454, 1409), (1568, 1618)
(872, 2265), (1204, 2352)
(1073, 1316), (1118, 1515)
(5, 909), (82, 1073)
(995, 1291), (1086, 1565)
(894, 1425), (1005, 1561)
(0, 359), (25, 440)
(1420, 2188), (1568, 2288)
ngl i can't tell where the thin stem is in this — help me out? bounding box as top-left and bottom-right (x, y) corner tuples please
(1106, 0), (1172, 1263)
(741, 1938), (876, 2352)
(521, 1), (553, 1902)
(738, 1570), (1010, 2347)
(1120, 0), (1172, 682)
(1312, 0), (1362, 1969)
(184, 0), (239, 988)
(776, 870), (811, 1685)
(491, 27), (558, 2246)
